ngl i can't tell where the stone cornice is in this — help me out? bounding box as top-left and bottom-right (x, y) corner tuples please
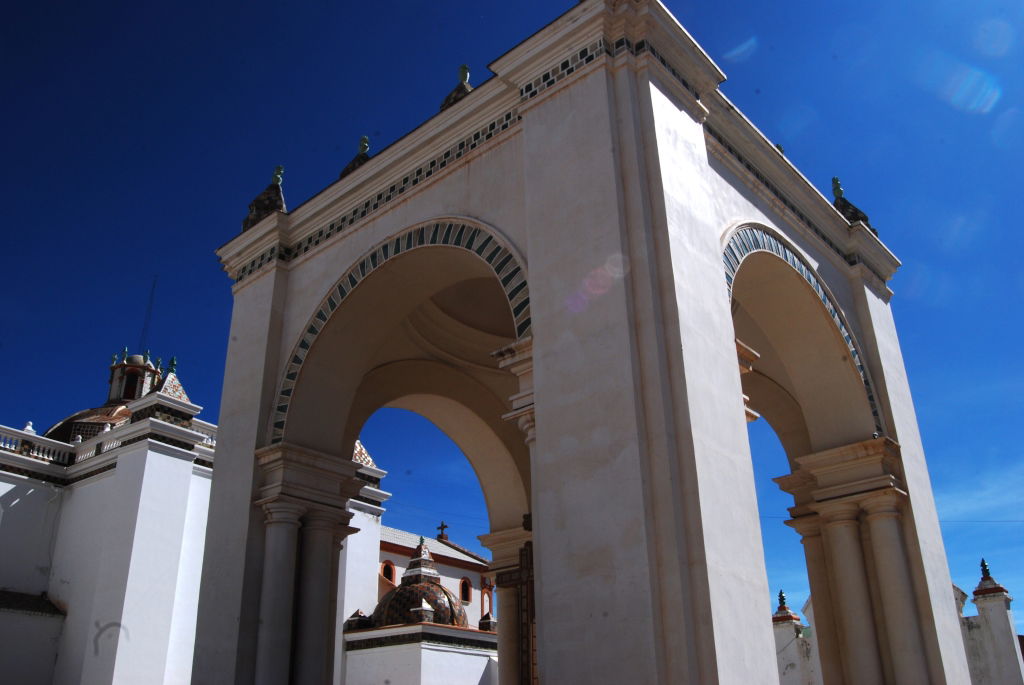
(218, 0), (900, 291)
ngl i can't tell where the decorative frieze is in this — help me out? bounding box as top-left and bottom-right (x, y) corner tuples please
(233, 110), (521, 284)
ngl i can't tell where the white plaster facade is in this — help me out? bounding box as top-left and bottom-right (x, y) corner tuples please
(191, 1), (995, 683)
(0, 354), (215, 684)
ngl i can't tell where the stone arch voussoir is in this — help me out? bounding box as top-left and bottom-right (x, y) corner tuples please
(269, 218), (530, 444)
(722, 223), (882, 432)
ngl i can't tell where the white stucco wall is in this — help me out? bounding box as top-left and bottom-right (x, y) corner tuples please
(0, 472), (62, 594)
(345, 639), (496, 685)
(0, 610), (64, 685)
(162, 466), (212, 685)
(48, 442), (211, 685)
(334, 505), (383, 685)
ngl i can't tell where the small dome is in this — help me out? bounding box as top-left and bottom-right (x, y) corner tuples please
(126, 354), (146, 365)
(45, 405), (131, 442)
(370, 538), (468, 628)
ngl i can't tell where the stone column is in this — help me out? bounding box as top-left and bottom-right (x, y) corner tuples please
(480, 526), (532, 685)
(862, 492), (930, 684)
(789, 516), (844, 685)
(254, 500), (305, 685)
(495, 582), (521, 685)
(820, 502), (883, 685)
(293, 510), (350, 685)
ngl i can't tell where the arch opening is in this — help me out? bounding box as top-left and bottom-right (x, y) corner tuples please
(282, 234), (531, 532)
(728, 229), (884, 683)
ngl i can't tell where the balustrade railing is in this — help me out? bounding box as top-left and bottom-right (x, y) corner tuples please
(192, 419), (217, 448)
(0, 425), (75, 464)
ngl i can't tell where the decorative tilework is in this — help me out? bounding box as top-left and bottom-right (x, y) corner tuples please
(269, 221), (530, 444)
(372, 579), (469, 628)
(233, 109), (521, 284)
(519, 35), (700, 103)
(724, 226), (882, 431)
(155, 373), (190, 403)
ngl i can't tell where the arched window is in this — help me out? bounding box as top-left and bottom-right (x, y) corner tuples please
(123, 371), (140, 400)
(381, 560), (396, 584)
(460, 577), (472, 603)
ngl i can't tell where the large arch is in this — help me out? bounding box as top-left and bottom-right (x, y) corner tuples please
(723, 224), (882, 442)
(270, 218), (531, 446)
(265, 217), (534, 685)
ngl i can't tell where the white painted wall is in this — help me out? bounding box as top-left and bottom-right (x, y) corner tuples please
(334, 505), (383, 685)
(0, 610), (64, 685)
(773, 621), (821, 685)
(421, 643), (496, 685)
(961, 596), (1024, 685)
(0, 472), (62, 594)
(162, 466), (212, 685)
(345, 640), (497, 685)
(346, 642), (422, 685)
(47, 442), (212, 685)
(49, 466), (119, 684)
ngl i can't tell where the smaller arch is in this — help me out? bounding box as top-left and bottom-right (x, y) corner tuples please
(459, 577), (473, 604)
(722, 224), (882, 432)
(381, 560), (396, 585)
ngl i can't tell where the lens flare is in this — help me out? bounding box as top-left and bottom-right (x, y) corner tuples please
(914, 49), (1001, 114)
(563, 253), (629, 314)
(723, 36), (758, 63)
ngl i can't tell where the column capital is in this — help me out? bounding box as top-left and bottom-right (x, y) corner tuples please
(503, 405), (536, 446)
(479, 526), (532, 571)
(254, 441), (364, 511)
(302, 508), (351, 531)
(261, 500), (306, 524)
(816, 500), (861, 525)
(785, 514), (822, 538)
(861, 489), (905, 519)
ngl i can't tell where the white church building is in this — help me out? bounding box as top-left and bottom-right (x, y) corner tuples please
(2, 351), (1023, 684)
(4, 1), (1024, 683)
(0, 352), (502, 684)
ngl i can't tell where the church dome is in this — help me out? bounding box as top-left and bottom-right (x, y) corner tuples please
(45, 405), (131, 442)
(370, 538), (468, 628)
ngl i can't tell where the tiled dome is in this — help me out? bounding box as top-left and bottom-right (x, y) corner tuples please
(370, 538), (468, 628)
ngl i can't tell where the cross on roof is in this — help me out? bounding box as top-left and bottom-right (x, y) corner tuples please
(437, 521), (449, 539)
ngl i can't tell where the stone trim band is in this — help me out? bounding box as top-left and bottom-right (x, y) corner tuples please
(724, 225), (882, 431)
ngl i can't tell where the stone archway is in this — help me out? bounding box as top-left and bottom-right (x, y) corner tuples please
(252, 220), (536, 684)
(727, 226), (934, 685)
(270, 218), (531, 446)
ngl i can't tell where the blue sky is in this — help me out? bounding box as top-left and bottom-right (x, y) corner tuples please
(3, 1), (1021, 628)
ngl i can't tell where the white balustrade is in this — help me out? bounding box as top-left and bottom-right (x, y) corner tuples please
(0, 424), (74, 464)
(192, 419), (218, 448)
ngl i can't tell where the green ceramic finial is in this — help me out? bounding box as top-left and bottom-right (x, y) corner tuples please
(154, 357), (162, 373)
(272, 165), (284, 185)
(111, 353), (118, 365)
(459, 64), (470, 85)
(981, 558), (991, 579)
(778, 590), (787, 609)
(144, 350), (151, 364)
(167, 356), (177, 375)
(831, 176), (844, 201)
(418, 535), (425, 546)
(121, 347), (129, 362)
(359, 136), (369, 155)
